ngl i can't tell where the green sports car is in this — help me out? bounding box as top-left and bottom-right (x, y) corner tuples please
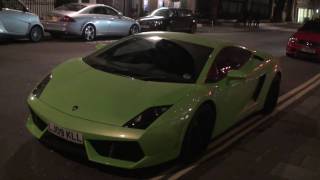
(26, 32), (281, 169)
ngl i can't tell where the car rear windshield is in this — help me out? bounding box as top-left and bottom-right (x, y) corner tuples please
(299, 20), (320, 33)
(84, 36), (213, 83)
(55, 3), (86, 11)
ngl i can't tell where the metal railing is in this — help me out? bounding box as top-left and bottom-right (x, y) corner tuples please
(22, 0), (55, 17)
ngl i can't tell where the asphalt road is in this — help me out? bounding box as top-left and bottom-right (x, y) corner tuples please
(0, 29), (319, 180)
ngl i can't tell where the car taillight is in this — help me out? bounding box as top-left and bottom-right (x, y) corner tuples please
(60, 16), (75, 22)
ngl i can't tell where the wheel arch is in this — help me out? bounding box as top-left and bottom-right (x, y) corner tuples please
(29, 24), (44, 35)
(81, 22), (96, 34)
(199, 100), (217, 129)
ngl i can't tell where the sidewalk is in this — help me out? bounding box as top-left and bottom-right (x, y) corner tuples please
(184, 85), (320, 180)
(197, 22), (301, 33)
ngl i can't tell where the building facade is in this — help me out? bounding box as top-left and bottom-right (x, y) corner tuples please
(294, 0), (320, 23)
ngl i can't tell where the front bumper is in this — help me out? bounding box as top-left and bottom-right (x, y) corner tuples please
(287, 44), (320, 60)
(26, 97), (180, 169)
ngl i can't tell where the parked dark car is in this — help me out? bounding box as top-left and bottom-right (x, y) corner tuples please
(138, 7), (197, 33)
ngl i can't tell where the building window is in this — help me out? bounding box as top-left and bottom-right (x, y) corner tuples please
(297, 8), (314, 23)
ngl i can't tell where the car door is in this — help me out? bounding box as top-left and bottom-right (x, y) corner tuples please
(205, 47), (253, 134)
(103, 7), (129, 35)
(168, 9), (181, 31)
(176, 9), (191, 31)
(89, 6), (111, 35)
(0, 0), (30, 35)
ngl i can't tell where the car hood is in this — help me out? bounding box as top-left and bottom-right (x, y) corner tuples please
(294, 31), (320, 42)
(139, 16), (166, 21)
(40, 59), (194, 127)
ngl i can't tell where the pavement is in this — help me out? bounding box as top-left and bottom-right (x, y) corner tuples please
(197, 22), (302, 33)
(179, 85), (320, 180)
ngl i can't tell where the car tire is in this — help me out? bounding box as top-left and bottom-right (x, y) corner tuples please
(180, 104), (215, 163)
(262, 74), (281, 114)
(82, 24), (96, 41)
(129, 24), (140, 35)
(29, 26), (43, 42)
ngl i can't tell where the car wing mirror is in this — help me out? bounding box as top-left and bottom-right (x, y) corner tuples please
(96, 43), (107, 50)
(227, 70), (247, 79)
(118, 12), (123, 18)
(23, 6), (29, 12)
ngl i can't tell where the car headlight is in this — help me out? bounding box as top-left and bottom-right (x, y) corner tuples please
(123, 105), (172, 129)
(32, 74), (52, 98)
(288, 37), (298, 44)
(154, 20), (163, 26)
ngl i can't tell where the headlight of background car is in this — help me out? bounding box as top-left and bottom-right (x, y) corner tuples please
(123, 105), (172, 129)
(32, 74), (52, 98)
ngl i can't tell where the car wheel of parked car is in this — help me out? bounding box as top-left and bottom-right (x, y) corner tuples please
(180, 104), (215, 163)
(262, 74), (281, 114)
(83, 24), (96, 41)
(29, 26), (43, 42)
(129, 24), (140, 35)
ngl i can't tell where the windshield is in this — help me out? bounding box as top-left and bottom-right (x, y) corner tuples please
(150, 8), (169, 17)
(299, 20), (320, 33)
(84, 36), (213, 83)
(55, 3), (86, 11)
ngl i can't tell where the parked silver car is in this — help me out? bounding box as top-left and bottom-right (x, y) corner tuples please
(0, 0), (43, 42)
(42, 3), (140, 41)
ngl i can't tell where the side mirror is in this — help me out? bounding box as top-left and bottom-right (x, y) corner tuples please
(227, 70), (247, 79)
(96, 43), (108, 50)
(118, 12), (123, 18)
(23, 6), (29, 12)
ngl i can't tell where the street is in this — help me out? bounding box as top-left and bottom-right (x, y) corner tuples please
(1, 26), (320, 180)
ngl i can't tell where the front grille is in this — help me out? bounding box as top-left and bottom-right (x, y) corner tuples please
(297, 40), (320, 48)
(30, 109), (47, 131)
(41, 132), (87, 158)
(90, 140), (145, 162)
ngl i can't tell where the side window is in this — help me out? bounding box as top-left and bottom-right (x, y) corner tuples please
(178, 10), (191, 17)
(168, 9), (175, 17)
(90, 7), (106, 15)
(105, 7), (118, 16)
(206, 47), (251, 83)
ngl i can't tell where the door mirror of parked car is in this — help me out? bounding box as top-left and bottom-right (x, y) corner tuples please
(118, 12), (123, 18)
(23, 6), (29, 12)
(227, 70), (247, 79)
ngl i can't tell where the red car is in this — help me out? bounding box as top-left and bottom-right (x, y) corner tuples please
(286, 20), (320, 60)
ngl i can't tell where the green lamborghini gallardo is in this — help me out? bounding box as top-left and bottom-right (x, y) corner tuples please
(26, 32), (281, 169)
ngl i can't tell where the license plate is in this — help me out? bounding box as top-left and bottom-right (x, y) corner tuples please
(301, 47), (316, 54)
(48, 123), (83, 144)
(141, 25), (150, 29)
